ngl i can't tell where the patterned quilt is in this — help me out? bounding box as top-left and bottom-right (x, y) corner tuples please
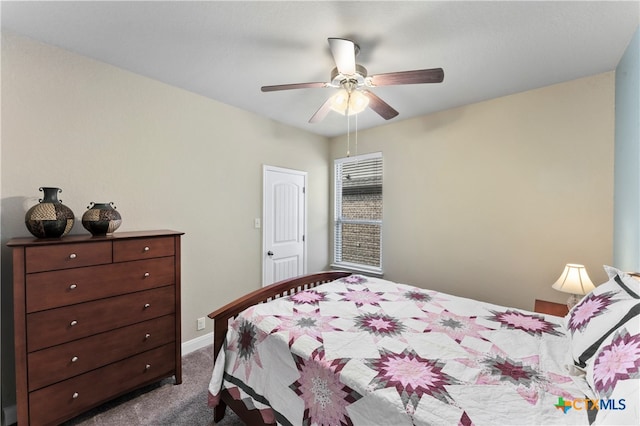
(208, 275), (595, 425)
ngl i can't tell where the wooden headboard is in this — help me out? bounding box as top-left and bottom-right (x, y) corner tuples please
(207, 271), (351, 423)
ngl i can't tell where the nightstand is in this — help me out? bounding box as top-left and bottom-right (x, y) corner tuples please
(534, 299), (569, 317)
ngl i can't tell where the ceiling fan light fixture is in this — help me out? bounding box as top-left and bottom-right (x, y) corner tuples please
(330, 89), (369, 116)
(262, 37), (444, 123)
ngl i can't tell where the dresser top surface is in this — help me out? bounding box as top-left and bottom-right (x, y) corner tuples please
(7, 229), (183, 247)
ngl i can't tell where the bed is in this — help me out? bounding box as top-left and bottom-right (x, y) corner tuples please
(207, 268), (639, 425)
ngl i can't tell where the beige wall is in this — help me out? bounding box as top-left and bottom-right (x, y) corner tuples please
(0, 32), (330, 351)
(331, 72), (615, 310)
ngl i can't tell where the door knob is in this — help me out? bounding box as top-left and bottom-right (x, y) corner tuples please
(267, 251), (274, 257)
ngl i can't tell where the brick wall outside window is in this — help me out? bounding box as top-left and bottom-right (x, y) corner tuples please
(340, 193), (381, 266)
(335, 153), (383, 271)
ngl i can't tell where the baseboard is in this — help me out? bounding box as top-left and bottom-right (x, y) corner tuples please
(2, 404), (17, 426)
(182, 332), (213, 355)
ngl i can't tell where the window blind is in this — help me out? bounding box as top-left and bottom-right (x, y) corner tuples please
(334, 152), (383, 272)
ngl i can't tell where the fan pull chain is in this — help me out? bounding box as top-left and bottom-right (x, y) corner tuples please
(355, 111), (358, 159)
(346, 92), (351, 157)
(354, 109), (361, 257)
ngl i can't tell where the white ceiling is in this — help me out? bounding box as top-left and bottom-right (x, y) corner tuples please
(2, 1), (638, 137)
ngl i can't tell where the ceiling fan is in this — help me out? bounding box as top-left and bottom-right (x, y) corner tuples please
(261, 38), (444, 124)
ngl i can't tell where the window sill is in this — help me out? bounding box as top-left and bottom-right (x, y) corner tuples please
(330, 263), (384, 278)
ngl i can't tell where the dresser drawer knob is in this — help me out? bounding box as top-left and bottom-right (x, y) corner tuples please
(145, 364), (151, 370)
(143, 246), (150, 252)
(70, 320), (78, 326)
(71, 356), (79, 363)
(72, 392), (79, 399)
(69, 284), (77, 290)
(144, 272), (150, 278)
(144, 303), (151, 309)
(145, 333), (151, 340)
(69, 253), (77, 259)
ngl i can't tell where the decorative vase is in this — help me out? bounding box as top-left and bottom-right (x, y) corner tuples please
(25, 187), (75, 238)
(82, 202), (122, 236)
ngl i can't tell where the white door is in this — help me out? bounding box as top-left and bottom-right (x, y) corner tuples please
(263, 166), (307, 286)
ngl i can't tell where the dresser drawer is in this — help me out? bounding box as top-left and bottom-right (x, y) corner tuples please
(27, 286), (175, 351)
(25, 241), (112, 273)
(113, 236), (175, 262)
(26, 257), (176, 313)
(28, 315), (175, 391)
(29, 343), (175, 426)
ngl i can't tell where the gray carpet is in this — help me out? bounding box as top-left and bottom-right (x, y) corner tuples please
(62, 345), (245, 426)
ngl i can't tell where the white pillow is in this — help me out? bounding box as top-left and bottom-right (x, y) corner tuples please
(565, 268), (640, 369)
(587, 314), (640, 425)
(603, 265), (640, 298)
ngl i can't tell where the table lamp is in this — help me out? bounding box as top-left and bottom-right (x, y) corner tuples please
(552, 263), (596, 309)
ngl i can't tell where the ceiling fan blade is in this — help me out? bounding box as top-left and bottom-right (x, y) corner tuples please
(370, 68), (444, 86)
(362, 90), (399, 120)
(308, 96), (334, 123)
(261, 82), (327, 92)
(328, 38), (356, 75)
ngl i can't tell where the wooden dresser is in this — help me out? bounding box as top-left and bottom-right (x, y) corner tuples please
(7, 230), (183, 425)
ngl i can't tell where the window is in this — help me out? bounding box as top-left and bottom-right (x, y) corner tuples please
(333, 152), (383, 275)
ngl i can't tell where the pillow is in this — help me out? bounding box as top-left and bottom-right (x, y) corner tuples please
(587, 314), (640, 425)
(603, 265), (640, 299)
(565, 268), (640, 369)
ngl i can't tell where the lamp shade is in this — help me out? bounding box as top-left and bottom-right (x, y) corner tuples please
(552, 264), (595, 295)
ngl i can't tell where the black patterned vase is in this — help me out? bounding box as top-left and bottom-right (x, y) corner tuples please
(25, 187), (75, 238)
(81, 202), (122, 236)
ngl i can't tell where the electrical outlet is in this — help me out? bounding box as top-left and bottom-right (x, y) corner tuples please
(197, 317), (206, 331)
